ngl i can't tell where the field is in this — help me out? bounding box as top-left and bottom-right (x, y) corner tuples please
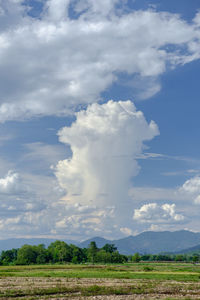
(0, 263), (200, 299)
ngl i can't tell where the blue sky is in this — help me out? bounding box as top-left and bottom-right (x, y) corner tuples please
(0, 0), (200, 240)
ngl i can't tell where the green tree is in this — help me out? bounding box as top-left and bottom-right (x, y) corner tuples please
(175, 254), (185, 262)
(132, 252), (141, 262)
(16, 245), (37, 265)
(0, 249), (18, 265)
(48, 241), (72, 263)
(70, 244), (87, 264)
(111, 251), (127, 263)
(192, 254), (199, 263)
(141, 254), (151, 261)
(87, 241), (98, 264)
(102, 244), (117, 253)
(35, 244), (48, 264)
(96, 250), (111, 263)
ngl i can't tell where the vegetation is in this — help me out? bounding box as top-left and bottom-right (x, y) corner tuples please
(0, 263), (200, 298)
(0, 262), (200, 281)
(0, 241), (127, 265)
(1, 240), (200, 266)
(1, 277), (200, 299)
(1, 241), (200, 299)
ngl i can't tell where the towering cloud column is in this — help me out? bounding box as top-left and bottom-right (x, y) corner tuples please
(55, 100), (159, 223)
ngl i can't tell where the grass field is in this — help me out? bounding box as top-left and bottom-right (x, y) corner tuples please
(0, 262), (200, 299)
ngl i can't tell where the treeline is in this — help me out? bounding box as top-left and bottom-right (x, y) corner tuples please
(0, 241), (127, 265)
(130, 252), (200, 263)
(0, 241), (200, 265)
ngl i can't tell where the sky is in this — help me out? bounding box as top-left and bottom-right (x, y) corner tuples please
(0, 0), (200, 241)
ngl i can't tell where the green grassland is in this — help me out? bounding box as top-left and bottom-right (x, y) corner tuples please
(1, 262), (200, 281)
(0, 263), (200, 299)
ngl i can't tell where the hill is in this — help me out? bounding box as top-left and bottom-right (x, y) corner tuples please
(174, 244), (200, 254)
(1, 230), (200, 255)
(79, 230), (200, 255)
(114, 230), (200, 254)
(79, 237), (111, 249)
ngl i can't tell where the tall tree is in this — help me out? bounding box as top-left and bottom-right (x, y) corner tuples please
(48, 241), (72, 263)
(16, 245), (37, 265)
(0, 249), (18, 265)
(102, 244), (117, 253)
(87, 241), (98, 264)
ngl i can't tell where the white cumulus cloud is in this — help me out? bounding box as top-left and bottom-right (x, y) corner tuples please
(181, 176), (200, 205)
(181, 176), (200, 194)
(0, 171), (23, 194)
(120, 227), (133, 236)
(55, 100), (159, 206)
(54, 100), (158, 232)
(0, 1), (199, 121)
(133, 203), (185, 224)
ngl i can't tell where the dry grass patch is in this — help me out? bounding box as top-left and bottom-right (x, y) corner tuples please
(0, 278), (199, 299)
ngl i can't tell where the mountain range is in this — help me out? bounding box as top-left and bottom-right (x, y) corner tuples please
(78, 230), (200, 254)
(173, 243), (200, 254)
(1, 230), (200, 255)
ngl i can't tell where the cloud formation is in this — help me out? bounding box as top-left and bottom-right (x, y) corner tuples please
(0, 1), (200, 239)
(0, 168), (68, 238)
(181, 176), (200, 204)
(55, 100), (158, 232)
(0, 1), (199, 121)
(133, 203), (185, 224)
(54, 203), (115, 238)
(0, 171), (25, 194)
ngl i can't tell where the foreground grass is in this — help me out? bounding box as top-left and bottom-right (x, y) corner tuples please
(0, 264), (200, 299)
(0, 284), (150, 298)
(0, 263), (200, 282)
(0, 280), (200, 299)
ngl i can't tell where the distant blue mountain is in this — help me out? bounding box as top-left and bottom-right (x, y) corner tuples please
(174, 244), (200, 254)
(78, 237), (110, 249)
(1, 230), (200, 255)
(78, 230), (200, 255)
